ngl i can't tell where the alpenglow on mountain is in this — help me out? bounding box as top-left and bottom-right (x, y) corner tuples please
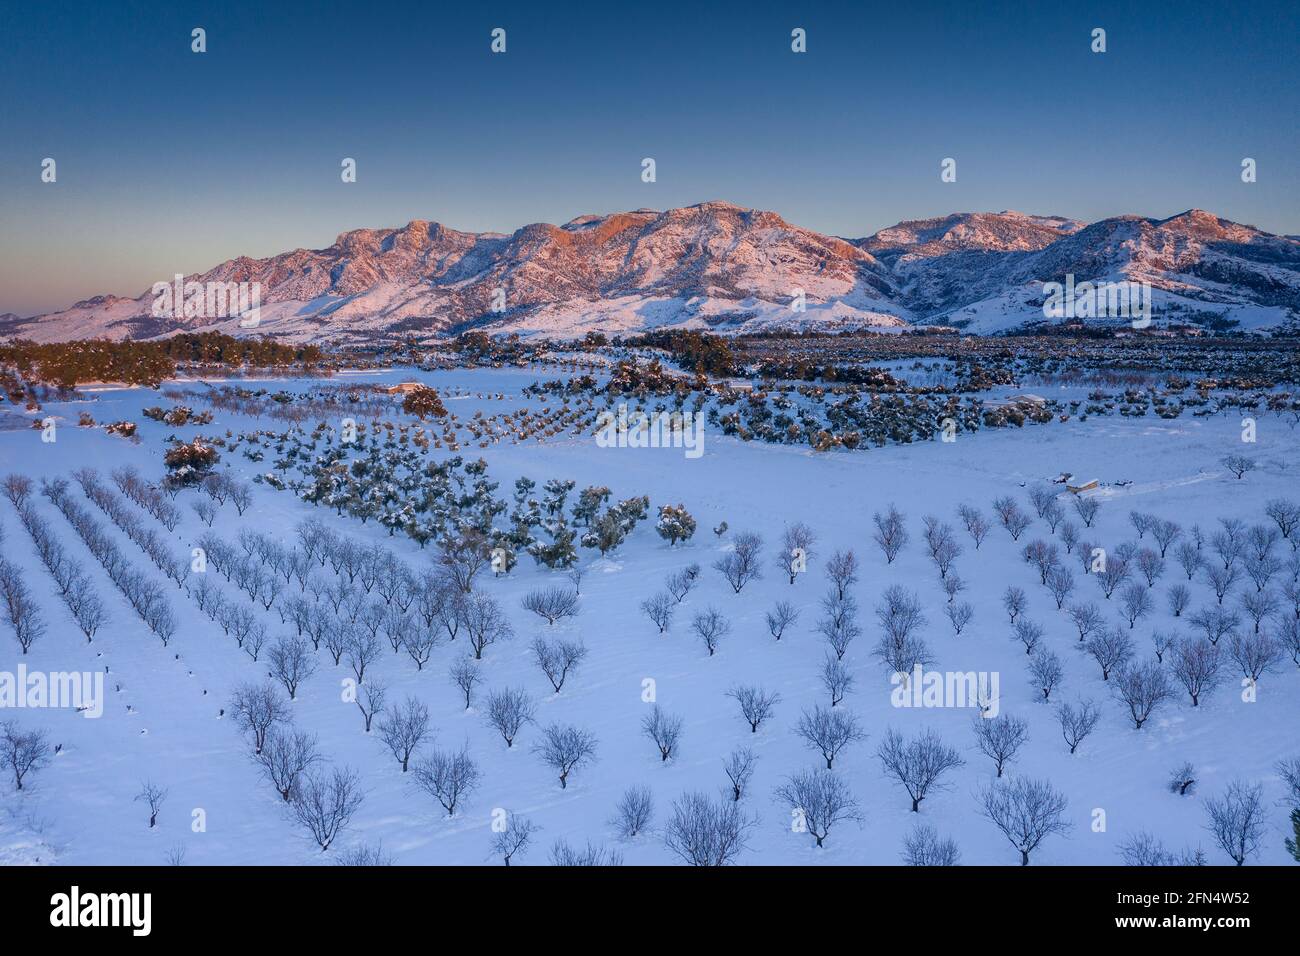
(6, 201), (1298, 342)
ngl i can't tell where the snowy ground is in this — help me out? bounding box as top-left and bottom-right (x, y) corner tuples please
(1, 366), (1297, 865)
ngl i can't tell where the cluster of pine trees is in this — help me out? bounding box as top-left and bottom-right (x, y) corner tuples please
(0, 333), (323, 390)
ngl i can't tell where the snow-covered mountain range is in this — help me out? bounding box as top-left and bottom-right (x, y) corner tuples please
(6, 202), (1299, 343)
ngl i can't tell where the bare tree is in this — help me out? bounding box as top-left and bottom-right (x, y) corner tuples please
(877, 584), (927, 644)
(921, 517), (963, 580)
(1168, 761), (1197, 796)
(1189, 606), (1240, 646)
(413, 744), (481, 817)
(1068, 602), (1104, 643)
(691, 607), (730, 656)
(1002, 586), (1027, 624)
(485, 686), (536, 748)
(817, 593), (861, 660)
(1204, 780), (1266, 865)
(1113, 659), (1174, 729)
(973, 713), (1029, 777)
(355, 678), (387, 733)
(1013, 619), (1045, 655)
(1151, 630), (1177, 663)
(664, 566), (698, 604)
(610, 785), (654, 839)
(1229, 631), (1283, 683)
(0, 721), (50, 791)
(641, 592), (674, 633)
(795, 705), (866, 769)
(550, 838), (623, 866)
(876, 728), (964, 812)
(825, 549), (858, 600)
(565, 566), (586, 595)
(777, 522), (817, 584)
(1096, 557), (1130, 599)
(945, 601), (974, 635)
(2, 474), (33, 508)
(1028, 649), (1064, 702)
(957, 503), (990, 549)
(292, 766), (364, 852)
(663, 791), (757, 866)
(448, 657), (482, 710)
(1221, 455), (1256, 480)
(521, 586), (580, 625)
(1167, 584), (1192, 618)
(1117, 582), (1153, 629)
(229, 681), (289, 755)
(1045, 566), (1075, 609)
(993, 496), (1032, 540)
(1281, 616), (1300, 669)
(376, 696), (431, 771)
(1055, 698), (1100, 754)
(727, 685), (781, 733)
(403, 621), (440, 670)
(1073, 495), (1101, 528)
(491, 813), (538, 866)
(1171, 637), (1223, 706)
(531, 636), (588, 693)
(533, 723), (597, 789)
(135, 780), (168, 828)
(345, 628), (382, 684)
(714, 531), (763, 593)
(258, 728), (320, 801)
(1151, 518), (1183, 558)
(775, 768), (861, 848)
(1206, 564), (1239, 606)
(1175, 541), (1202, 581)
(723, 747), (756, 801)
(267, 634), (317, 700)
(334, 843), (394, 866)
(462, 592), (512, 660)
(873, 632), (935, 678)
(872, 505), (908, 563)
(979, 776), (1069, 866)
(1086, 626), (1134, 680)
(436, 530), (489, 592)
(0, 561), (44, 655)
(229, 481), (253, 516)
(902, 824), (960, 866)
(822, 654), (854, 706)
(319, 616), (351, 666)
(1264, 498), (1300, 542)
(1022, 539), (1060, 585)
(642, 705), (683, 762)
(765, 600), (799, 640)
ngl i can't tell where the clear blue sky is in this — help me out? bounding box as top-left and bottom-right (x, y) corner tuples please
(1, 0), (1296, 316)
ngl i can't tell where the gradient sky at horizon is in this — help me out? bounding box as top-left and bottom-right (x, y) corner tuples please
(2, 0), (1297, 316)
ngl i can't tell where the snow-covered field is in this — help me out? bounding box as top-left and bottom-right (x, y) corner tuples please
(1, 367), (1297, 866)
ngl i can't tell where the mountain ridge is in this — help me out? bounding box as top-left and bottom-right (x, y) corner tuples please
(5, 202), (1298, 343)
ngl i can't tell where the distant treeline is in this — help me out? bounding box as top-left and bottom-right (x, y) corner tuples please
(622, 330), (737, 376)
(0, 333), (325, 389)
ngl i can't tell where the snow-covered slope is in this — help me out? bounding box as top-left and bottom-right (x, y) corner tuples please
(866, 210), (1300, 333)
(6, 205), (1299, 343)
